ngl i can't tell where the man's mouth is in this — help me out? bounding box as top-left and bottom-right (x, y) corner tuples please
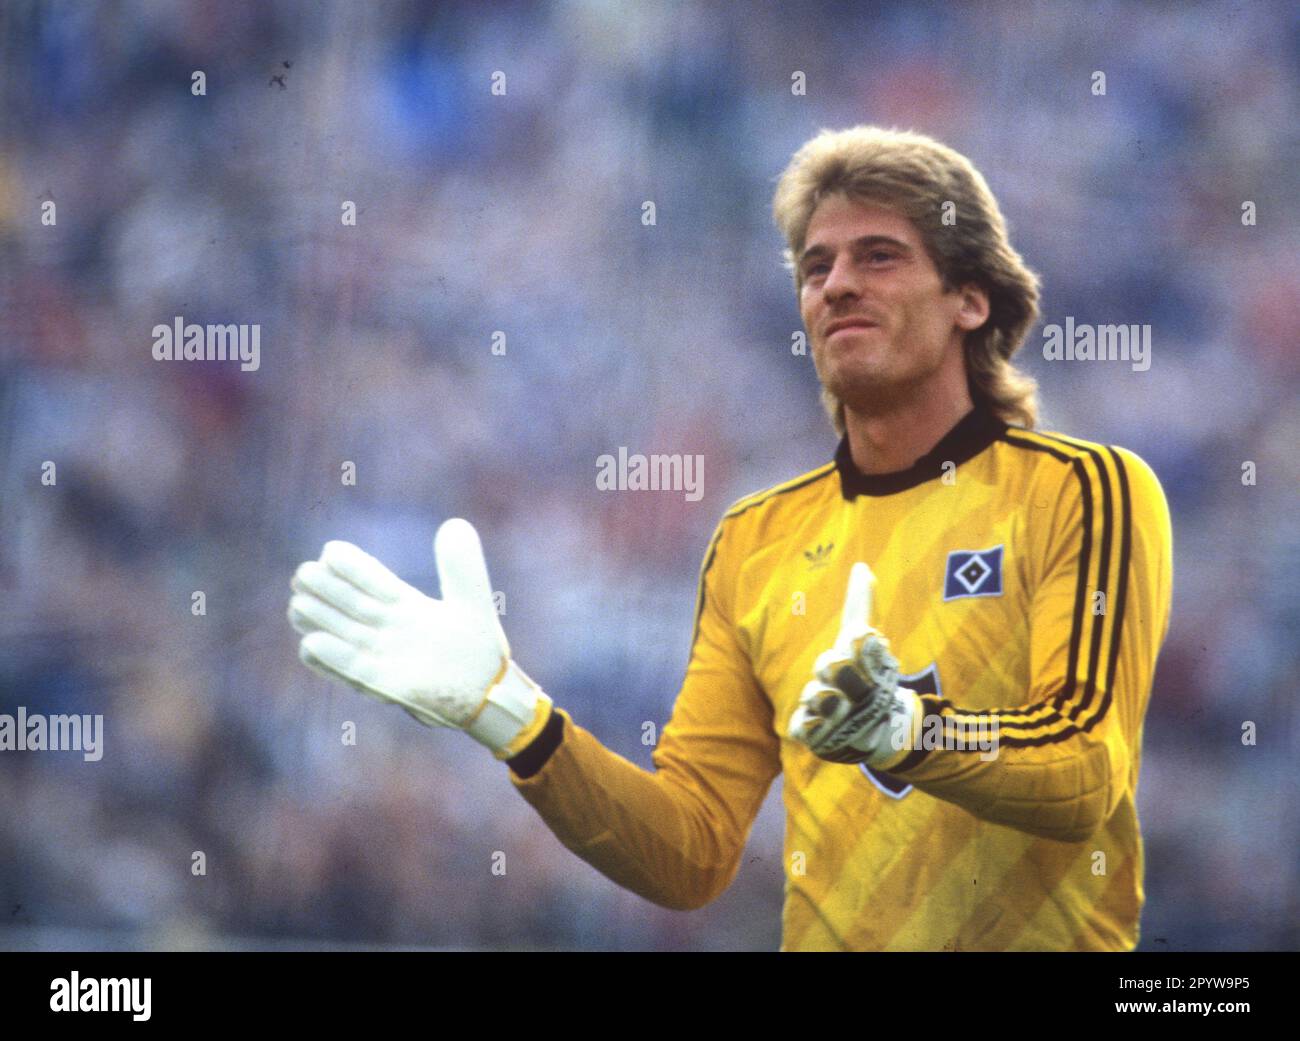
(825, 319), (878, 337)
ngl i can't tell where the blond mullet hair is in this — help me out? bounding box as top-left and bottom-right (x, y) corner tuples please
(772, 126), (1041, 432)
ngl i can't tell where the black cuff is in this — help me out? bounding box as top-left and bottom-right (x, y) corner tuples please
(506, 705), (564, 779)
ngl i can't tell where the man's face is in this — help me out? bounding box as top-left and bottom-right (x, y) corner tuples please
(798, 193), (983, 414)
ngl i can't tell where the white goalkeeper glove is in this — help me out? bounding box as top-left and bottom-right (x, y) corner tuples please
(287, 518), (552, 760)
(788, 562), (918, 766)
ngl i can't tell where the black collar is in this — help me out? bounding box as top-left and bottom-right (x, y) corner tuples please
(835, 403), (1007, 499)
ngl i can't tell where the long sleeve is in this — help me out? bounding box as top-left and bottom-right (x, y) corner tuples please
(508, 516), (782, 910)
(880, 442), (1173, 842)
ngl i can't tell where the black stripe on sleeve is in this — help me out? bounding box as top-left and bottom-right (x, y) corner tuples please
(1076, 448), (1114, 722)
(507, 704), (564, 779)
(1088, 446), (1133, 733)
(1063, 455), (1094, 719)
(688, 525), (725, 656)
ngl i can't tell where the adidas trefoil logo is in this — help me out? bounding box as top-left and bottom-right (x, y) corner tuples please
(803, 542), (834, 569)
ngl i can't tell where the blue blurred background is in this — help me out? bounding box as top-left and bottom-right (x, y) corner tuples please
(0, 0), (1296, 950)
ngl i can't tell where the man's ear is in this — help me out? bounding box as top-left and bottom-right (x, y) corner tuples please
(954, 283), (991, 331)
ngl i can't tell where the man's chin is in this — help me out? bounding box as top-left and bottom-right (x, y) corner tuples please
(824, 371), (913, 413)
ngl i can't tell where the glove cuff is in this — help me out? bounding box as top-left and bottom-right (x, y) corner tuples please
(466, 659), (553, 759)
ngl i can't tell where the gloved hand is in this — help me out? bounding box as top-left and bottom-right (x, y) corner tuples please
(788, 562), (918, 766)
(287, 518), (551, 759)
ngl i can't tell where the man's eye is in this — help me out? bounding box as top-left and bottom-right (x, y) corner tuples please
(806, 263), (830, 277)
(867, 251), (895, 264)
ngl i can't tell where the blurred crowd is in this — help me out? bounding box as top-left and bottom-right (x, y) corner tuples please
(0, 0), (1295, 950)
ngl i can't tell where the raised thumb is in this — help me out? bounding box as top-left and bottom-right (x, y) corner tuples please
(434, 518), (497, 619)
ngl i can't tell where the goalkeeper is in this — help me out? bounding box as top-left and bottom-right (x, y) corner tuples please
(287, 126), (1172, 951)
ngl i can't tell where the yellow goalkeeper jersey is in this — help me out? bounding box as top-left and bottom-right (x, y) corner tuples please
(509, 403), (1173, 951)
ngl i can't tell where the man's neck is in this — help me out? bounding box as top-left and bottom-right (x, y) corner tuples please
(843, 387), (975, 476)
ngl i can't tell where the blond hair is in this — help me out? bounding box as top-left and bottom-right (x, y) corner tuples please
(772, 126), (1041, 431)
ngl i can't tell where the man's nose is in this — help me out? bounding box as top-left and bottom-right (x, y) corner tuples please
(821, 255), (859, 301)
